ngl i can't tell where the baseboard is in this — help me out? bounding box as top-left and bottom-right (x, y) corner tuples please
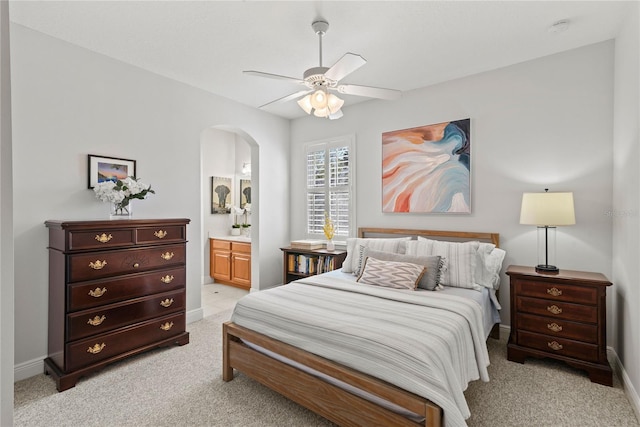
(14, 356), (44, 382)
(608, 346), (640, 422)
(187, 307), (204, 324)
(499, 324), (511, 337)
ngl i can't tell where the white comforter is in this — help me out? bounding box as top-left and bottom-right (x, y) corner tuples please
(231, 274), (490, 427)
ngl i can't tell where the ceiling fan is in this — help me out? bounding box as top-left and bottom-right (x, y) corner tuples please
(244, 19), (401, 119)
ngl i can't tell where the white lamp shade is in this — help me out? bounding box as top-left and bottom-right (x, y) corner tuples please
(520, 192), (576, 226)
(297, 95), (313, 114)
(327, 93), (344, 113)
(310, 90), (328, 109)
(313, 107), (329, 117)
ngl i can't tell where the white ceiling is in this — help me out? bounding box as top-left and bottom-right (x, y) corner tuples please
(8, 1), (631, 120)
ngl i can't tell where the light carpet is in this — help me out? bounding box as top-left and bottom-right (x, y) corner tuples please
(14, 311), (639, 426)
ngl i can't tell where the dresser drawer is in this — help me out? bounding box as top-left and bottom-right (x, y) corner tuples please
(516, 313), (597, 344)
(65, 312), (185, 371)
(67, 229), (135, 251)
(68, 244), (186, 283)
(517, 296), (597, 323)
(136, 225), (186, 244)
(68, 267), (185, 311)
(67, 289), (185, 341)
(517, 330), (599, 363)
(515, 279), (597, 305)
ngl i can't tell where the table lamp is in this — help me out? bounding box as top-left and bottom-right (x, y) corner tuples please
(520, 189), (575, 273)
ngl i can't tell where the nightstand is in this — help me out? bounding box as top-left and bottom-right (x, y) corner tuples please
(506, 265), (613, 386)
(280, 247), (347, 284)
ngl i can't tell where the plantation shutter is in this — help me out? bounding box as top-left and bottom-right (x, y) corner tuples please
(305, 137), (354, 239)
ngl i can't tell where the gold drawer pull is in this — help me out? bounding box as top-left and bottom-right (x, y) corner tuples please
(548, 341), (563, 351)
(547, 305), (562, 315)
(89, 260), (107, 270)
(160, 322), (174, 331)
(95, 233), (113, 243)
(88, 315), (106, 326)
(161, 252), (174, 260)
(154, 230), (168, 239)
(160, 298), (174, 308)
(133, 263), (140, 268)
(88, 287), (107, 298)
(87, 343), (106, 354)
(547, 287), (563, 297)
(547, 322), (563, 332)
(160, 275), (174, 284)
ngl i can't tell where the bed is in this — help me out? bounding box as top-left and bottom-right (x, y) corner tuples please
(223, 228), (504, 427)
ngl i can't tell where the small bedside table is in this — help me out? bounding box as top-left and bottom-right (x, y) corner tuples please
(506, 265), (613, 386)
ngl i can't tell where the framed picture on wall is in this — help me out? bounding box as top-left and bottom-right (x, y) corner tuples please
(211, 176), (232, 214)
(240, 179), (251, 209)
(382, 118), (471, 213)
(87, 154), (136, 189)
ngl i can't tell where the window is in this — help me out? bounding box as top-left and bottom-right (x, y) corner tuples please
(305, 136), (355, 240)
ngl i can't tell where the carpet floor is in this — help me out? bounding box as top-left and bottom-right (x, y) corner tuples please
(14, 310), (639, 426)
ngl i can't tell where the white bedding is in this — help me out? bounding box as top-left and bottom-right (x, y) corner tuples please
(323, 268), (501, 339)
(231, 272), (493, 427)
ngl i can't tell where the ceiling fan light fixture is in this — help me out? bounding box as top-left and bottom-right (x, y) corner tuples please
(313, 106), (329, 118)
(327, 93), (344, 113)
(297, 95), (313, 114)
(310, 89), (328, 110)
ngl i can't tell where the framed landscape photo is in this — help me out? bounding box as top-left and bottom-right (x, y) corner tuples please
(88, 155), (136, 189)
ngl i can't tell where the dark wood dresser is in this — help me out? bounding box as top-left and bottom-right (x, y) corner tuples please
(44, 218), (190, 391)
(506, 265), (612, 386)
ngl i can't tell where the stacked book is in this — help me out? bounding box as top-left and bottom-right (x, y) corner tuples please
(290, 239), (325, 250)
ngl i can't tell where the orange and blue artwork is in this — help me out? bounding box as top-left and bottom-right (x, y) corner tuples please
(382, 119), (470, 213)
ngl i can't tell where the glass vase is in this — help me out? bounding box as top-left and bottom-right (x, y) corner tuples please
(110, 201), (133, 219)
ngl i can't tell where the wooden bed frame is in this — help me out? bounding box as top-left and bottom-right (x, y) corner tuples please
(223, 228), (501, 427)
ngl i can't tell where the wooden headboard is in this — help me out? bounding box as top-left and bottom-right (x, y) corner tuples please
(357, 227), (500, 247)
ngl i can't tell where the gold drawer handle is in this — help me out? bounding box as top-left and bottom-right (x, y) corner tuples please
(548, 341), (563, 351)
(160, 322), (174, 331)
(160, 298), (174, 308)
(161, 252), (174, 260)
(154, 230), (168, 239)
(87, 343), (106, 354)
(87, 315), (106, 326)
(547, 287), (563, 297)
(547, 322), (563, 332)
(88, 287), (107, 298)
(133, 263), (140, 268)
(89, 260), (107, 270)
(160, 275), (174, 284)
(547, 305), (562, 315)
(95, 233), (113, 243)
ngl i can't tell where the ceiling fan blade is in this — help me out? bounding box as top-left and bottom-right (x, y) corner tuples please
(324, 53), (367, 81)
(258, 90), (312, 109)
(336, 84), (402, 100)
(244, 70), (304, 84)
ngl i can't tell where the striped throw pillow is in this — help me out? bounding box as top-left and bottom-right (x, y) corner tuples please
(356, 257), (425, 290)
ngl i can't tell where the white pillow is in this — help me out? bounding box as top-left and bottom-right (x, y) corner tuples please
(356, 257), (425, 290)
(416, 237), (506, 290)
(407, 238), (480, 290)
(342, 237), (411, 274)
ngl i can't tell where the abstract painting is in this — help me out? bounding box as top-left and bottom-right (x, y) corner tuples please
(382, 119), (471, 213)
(211, 176), (232, 214)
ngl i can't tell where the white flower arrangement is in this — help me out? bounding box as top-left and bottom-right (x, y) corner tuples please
(94, 176), (154, 215)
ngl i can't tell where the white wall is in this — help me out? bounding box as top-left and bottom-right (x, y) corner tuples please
(612, 1), (640, 416)
(10, 24), (290, 379)
(0, 1), (14, 423)
(291, 41), (615, 331)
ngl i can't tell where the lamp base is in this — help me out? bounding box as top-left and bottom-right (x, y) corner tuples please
(535, 264), (559, 274)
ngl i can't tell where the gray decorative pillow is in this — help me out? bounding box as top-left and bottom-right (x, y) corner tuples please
(359, 247), (443, 291)
(356, 257), (425, 290)
(341, 237), (411, 274)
